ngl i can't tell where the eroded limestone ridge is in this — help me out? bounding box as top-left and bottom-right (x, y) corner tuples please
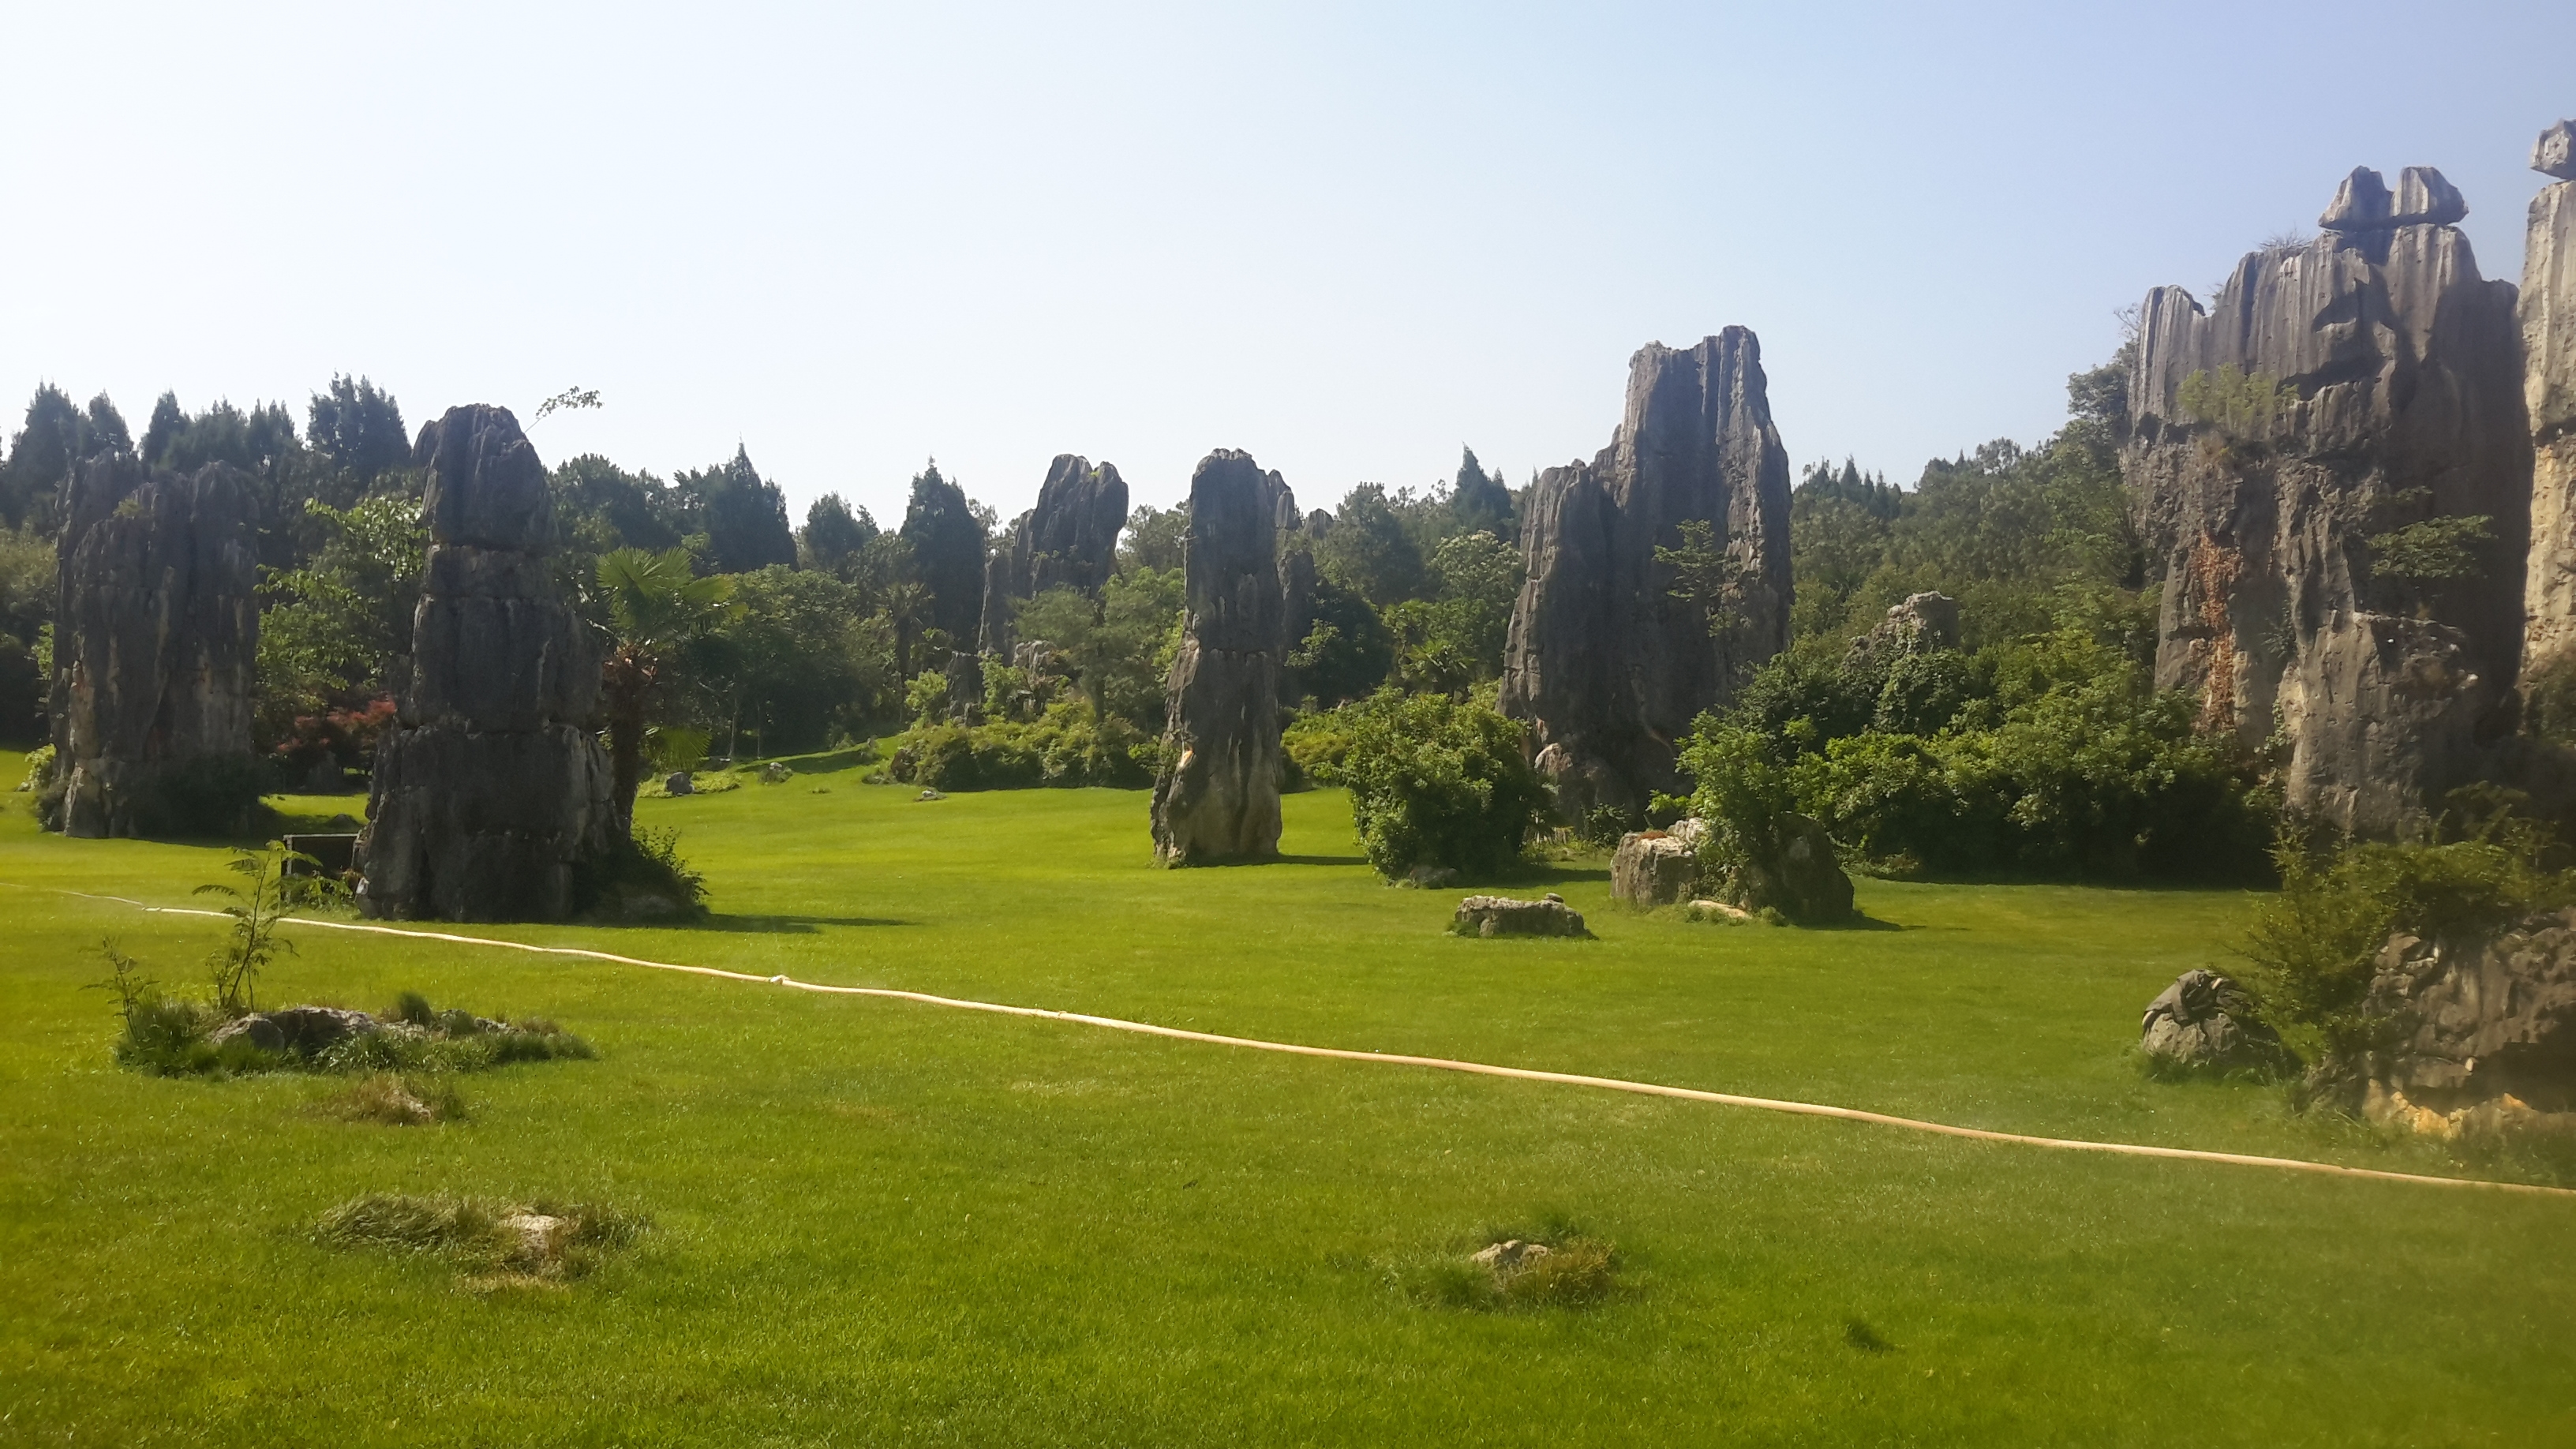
(357, 405), (619, 921)
(1151, 448), (1295, 864)
(978, 454), (1129, 656)
(2123, 165), (2532, 837)
(1499, 328), (1792, 823)
(47, 453), (258, 837)
(2524, 122), (2576, 670)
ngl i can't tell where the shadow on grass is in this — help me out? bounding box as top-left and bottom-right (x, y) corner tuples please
(687, 913), (908, 934)
(777, 749), (875, 775)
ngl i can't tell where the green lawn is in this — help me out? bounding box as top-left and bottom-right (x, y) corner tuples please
(2, 747), (2572, 1445)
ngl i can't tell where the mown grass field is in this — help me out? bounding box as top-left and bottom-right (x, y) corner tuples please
(3, 745), (2574, 1445)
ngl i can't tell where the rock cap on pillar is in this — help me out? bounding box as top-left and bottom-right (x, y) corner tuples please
(2535, 120), (2576, 182)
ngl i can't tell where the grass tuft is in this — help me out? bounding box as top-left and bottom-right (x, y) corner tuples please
(313, 1193), (642, 1281)
(320, 1072), (466, 1125)
(1844, 1318), (1896, 1354)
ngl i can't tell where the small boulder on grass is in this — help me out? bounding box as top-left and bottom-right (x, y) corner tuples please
(1450, 893), (1589, 938)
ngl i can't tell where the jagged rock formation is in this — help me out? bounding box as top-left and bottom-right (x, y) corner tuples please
(1612, 819), (1705, 908)
(357, 406), (619, 922)
(1500, 329), (1792, 823)
(47, 454), (259, 837)
(2351, 911), (2576, 1132)
(1151, 450), (1294, 864)
(2525, 125), (2576, 672)
(2125, 166), (2531, 837)
(979, 455), (1128, 655)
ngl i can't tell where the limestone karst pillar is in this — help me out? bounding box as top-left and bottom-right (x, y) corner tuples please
(355, 405), (619, 921)
(47, 454), (259, 837)
(2523, 122), (2576, 672)
(1497, 328), (1793, 825)
(1151, 449), (1291, 864)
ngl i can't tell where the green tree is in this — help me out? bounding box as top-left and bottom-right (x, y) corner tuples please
(798, 493), (877, 577)
(1118, 504), (1186, 573)
(1449, 446), (1513, 541)
(674, 447), (797, 575)
(1315, 483), (1428, 607)
(255, 494), (429, 744)
(900, 461), (987, 645)
(598, 548), (741, 829)
(305, 375), (410, 485)
(1334, 688), (1551, 880)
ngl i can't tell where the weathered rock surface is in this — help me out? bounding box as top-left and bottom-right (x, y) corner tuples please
(2523, 140), (2576, 671)
(358, 406), (620, 922)
(208, 1005), (379, 1055)
(979, 455), (1128, 654)
(2358, 912), (2576, 1116)
(2139, 969), (2287, 1072)
(1844, 591), (1960, 672)
(2536, 120), (2576, 183)
(47, 454), (260, 837)
(664, 770), (694, 796)
(1724, 812), (1854, 924)
(1151, 450), (1293, 864)
(1612, 819), (1705, 908)
(1500, 329), (1793, 823)
(1450, 893), (1589, 938)
(2125, 167), (2531, 836)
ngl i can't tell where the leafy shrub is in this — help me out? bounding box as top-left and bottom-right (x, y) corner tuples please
(2177, 365), (2292, 440)
(1282, 713), (1358, 785)
(887, 698), (1149, 791)
(577, 826), (709, 920)
(1331, 689), (1550, 881)
(2237, 808), (2574, 1065)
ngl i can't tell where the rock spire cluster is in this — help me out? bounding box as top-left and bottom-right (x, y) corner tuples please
(1151, 449), (1296, 864)
(2123, 164), (2531, 836)
(47, 454), (259, 837)
(1499, 328), (1792, 823)
(356, 406), (620, 921)
(979, 455), (1129, 656)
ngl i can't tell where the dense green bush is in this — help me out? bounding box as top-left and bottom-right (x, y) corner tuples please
(2237, 805), (2574, 1065)
(1698, 627), (2271, 882)
(889, 698), (1150, 791)
(1330, 689), (1550, 880)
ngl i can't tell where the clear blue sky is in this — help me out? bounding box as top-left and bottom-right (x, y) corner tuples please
(3, 2), (2568, 526)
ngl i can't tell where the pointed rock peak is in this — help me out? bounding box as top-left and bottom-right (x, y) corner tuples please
(2320, 167), (2391, 231)
(2394, 167), (2467, 226)
(2539, 120), (2576, 182)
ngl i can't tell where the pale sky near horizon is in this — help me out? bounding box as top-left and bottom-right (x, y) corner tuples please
(3, 2), (2570, 528)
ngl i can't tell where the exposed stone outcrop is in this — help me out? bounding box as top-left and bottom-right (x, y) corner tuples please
(1500, 329), (1793, 824)
(1724, 812), (1854, 925)
(979, 455), (1129, 655)
(1844, 591), (1960, 672)
(2125, 166), (2532, 837)
(2349, 910), (2576, 1130)
(1612, 820), (1705, 908)
(1450, 893), (1589, 938)
(2140, 970), (2288, 1073)
(2523, 126), (2576, 672)
(47, 453), (259, 837)
(1151, 450), (1294, 864)
(357, 406), (619, 922)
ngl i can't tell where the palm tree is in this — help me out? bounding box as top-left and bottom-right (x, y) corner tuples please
(597, 548), (739, 831)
